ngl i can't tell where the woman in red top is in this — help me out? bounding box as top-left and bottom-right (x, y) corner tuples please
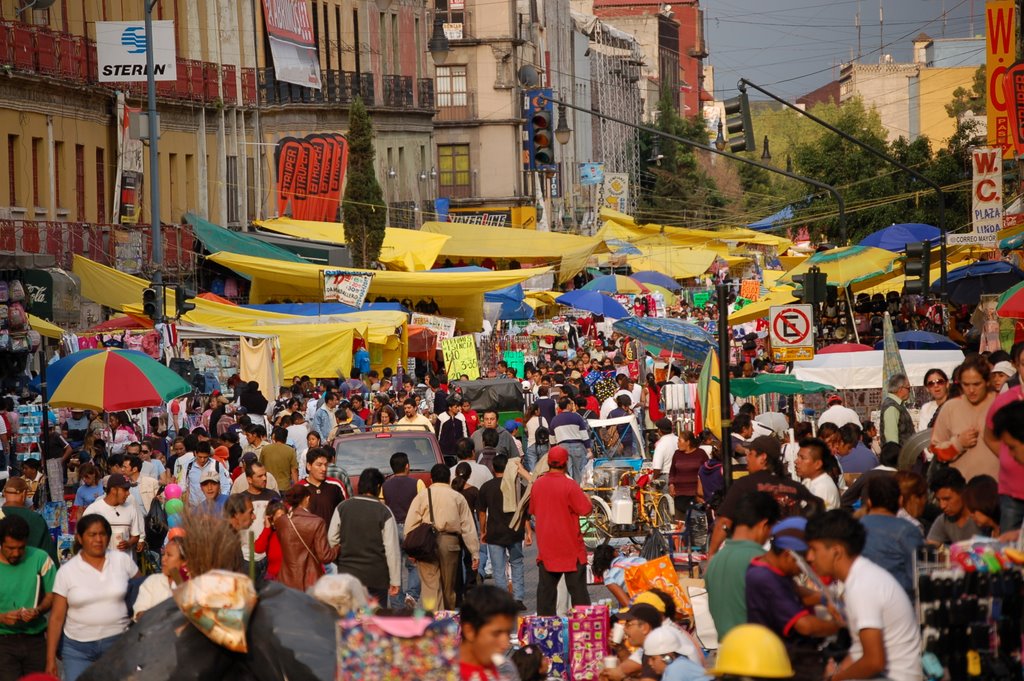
(253, 501), (287, 580)
(643, 375), (664, 426)
(669, 431), (709, 519)
(459, 585), (519, 681)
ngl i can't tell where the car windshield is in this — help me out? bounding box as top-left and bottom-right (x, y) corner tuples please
(334, 435), (438, 476)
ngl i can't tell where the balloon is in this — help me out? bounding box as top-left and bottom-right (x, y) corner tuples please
(164, 483), (182, 500)
(168, 513), (183, 528)
(166, 527), (186, 541)
(165, 498), (184, 515)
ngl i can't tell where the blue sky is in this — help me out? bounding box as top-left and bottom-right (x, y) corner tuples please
(705, 0), (980, 99)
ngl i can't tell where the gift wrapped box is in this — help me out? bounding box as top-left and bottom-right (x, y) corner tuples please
(337, 615), (459, 681)
(519, 615), (569, 680)
(569, 605), (610, 681)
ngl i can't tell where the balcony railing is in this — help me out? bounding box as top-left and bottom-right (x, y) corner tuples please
(417, 78), (434, 109)
(382, 74), (413, 108)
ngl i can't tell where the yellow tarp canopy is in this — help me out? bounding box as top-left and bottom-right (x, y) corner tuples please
(28, 314), (64, 340)
(624, 247), (718, 279)
(597, 208), (793, 254)
(71, 255), (399, 378)
(418, 221), (607, 282)
(205, 251), (550, 332)
(253, 218), (450, 272)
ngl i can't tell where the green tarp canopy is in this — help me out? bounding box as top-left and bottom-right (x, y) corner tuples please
(186, 213), (308, 264)
(730, 374), (835, 397)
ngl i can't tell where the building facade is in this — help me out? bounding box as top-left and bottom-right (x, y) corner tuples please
(0, 0), (436, 277)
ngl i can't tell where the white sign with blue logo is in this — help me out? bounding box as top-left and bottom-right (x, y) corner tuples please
(96, 21), (177, 82)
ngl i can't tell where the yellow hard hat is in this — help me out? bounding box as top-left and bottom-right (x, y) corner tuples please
(710, 624), (794, 678)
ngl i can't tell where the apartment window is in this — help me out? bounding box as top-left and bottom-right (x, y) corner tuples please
(168, 153), (178, 222)
(246, 157), (256, 220)
(226, 155), (239, 224)
(379, 12), (387, 74)
(435, 65), (467, 107)
(7, 135), (17, 206)
(96, 148), (106, 221)
(390, 13), (399, 74)
(433, 0), (464, 27)
(75, 144), (85, 220)
(437, 144), (470, 196)
(185, 154), (196, 212)
(31, 138), (42, 208)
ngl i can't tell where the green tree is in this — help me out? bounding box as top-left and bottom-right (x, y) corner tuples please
(637, 88), (725, 225)
(342, 97), (387, 267)
(945, 65), (986, 119)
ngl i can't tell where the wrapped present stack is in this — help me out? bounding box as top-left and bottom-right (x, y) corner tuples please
(519, 615), (570, 680)
(569, 605), (610, 681)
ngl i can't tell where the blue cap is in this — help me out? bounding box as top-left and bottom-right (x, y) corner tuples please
(771, 516), (808, 552)
(504, 419), (520, 433)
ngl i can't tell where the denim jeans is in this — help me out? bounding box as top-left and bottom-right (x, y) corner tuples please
(1000, 494), (1024, 534)
(488, 542), (526, 601)
(391, 522), (422, 608)
(62, 634), (121, 681)
(562, 441), (588, 483)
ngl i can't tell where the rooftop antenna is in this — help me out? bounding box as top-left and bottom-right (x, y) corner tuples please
(856, 0), (862, 62)
(879, 0), (884, 56)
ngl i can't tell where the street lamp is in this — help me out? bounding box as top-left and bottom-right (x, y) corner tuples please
(761, 135), (771, 161)
(419, 169), (428, 182)
(430, 167), (437, 180)
(555, 103), (571, 145)
(714, 120), (726, 152)
(648, 138), (664, 166)
(387, 167), (397, 179)
(428, 15), (450, 66)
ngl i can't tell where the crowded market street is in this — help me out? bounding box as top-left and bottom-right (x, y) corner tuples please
(5, 0), (1024, 680)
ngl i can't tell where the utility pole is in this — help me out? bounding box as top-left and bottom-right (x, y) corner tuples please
(145, 0), (163, 319)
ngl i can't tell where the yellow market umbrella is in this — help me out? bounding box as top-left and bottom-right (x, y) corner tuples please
(644, 284), (679, 306)
(728, 288), (797, 324)
(779, 246), (897, 288)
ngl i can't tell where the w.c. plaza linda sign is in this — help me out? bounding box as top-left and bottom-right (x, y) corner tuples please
(96, 21), (177, 82)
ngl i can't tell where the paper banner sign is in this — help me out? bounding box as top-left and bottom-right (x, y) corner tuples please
(442, 335), (480, 380)
(323, 270), (373, 308)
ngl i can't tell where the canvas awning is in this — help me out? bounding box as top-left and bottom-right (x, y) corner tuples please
(205, 251), (550, 331)
(28, 314), (64, 340)
(253, 217), (450, 271)
(418, 221), (608, 282)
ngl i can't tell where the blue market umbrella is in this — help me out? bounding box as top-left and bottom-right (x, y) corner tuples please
(859, 223), (941, 252)
(871, 330), (960, 351)
(555, 290), (630, 318)
(629, 270), (682, 291)
(611, 317), (716, 362)
(931, 260), (1024, 305)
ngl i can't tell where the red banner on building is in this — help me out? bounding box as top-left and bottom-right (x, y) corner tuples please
(261, 0), (315, 47)
(1004, 61), (1024, 158)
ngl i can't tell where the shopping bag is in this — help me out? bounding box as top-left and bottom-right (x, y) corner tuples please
(624, 555), (688, 616)
(336, 615), (459, 681)
(569, 605), (609, 681)
(639, 528), (670, 560)
(518, 615), (570, 680)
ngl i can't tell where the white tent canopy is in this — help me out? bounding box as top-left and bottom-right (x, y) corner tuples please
(791, 349), (965, 390)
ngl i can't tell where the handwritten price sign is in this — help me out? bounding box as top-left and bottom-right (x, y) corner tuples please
(442, 335), (480, 380)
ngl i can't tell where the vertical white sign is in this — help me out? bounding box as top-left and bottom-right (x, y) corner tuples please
(951, 147), (1002, 246)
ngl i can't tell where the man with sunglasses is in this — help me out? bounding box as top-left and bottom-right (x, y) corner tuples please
(984, 341), (1024, 533)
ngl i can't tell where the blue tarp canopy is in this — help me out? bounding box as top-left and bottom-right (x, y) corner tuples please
(485, 284), (534, 320)
(747, 205), (794, 231)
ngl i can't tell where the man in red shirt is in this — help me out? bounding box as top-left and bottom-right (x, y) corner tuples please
(528, 445), (593, 615)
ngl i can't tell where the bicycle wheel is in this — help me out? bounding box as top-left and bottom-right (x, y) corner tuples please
(652, 495), (674, 533)
(581, 497), (613, 549)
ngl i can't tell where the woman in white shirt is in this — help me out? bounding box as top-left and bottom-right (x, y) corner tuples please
(917, 368), (950, 431)
(133, 536), (188, 620)
(46, 514), (139, 681)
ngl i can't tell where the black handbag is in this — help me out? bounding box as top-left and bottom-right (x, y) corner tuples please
(402, 488), (439, 563)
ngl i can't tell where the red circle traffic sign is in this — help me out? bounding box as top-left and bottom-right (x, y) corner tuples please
(772, 307), (811, 346)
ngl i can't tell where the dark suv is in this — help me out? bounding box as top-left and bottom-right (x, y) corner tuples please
(333, 430), (449, 489)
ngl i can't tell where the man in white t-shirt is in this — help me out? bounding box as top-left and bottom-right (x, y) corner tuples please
(650, 418), (678, 478)
(806, 510), (922, 681)
(795, 437), (841, 511)
(83, 474), (145, 553)
(818, 394), (861, 430)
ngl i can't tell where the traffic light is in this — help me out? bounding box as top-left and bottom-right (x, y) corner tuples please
(792, 268), (827, 304)
(525, 88), (556, 171)
(142, 285), (163, 322)
(791, 274), (807, 303)
(723, 90), (754, 153)
(904, 241), (931, 295)
(174, 285), (196, 318)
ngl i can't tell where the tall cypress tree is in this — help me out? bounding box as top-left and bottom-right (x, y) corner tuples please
(342, 97), (387, 267)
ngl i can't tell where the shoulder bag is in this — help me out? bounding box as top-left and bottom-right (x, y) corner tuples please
(402, 488), (439, 563)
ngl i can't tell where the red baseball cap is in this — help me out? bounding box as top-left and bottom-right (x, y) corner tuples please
(548, 445), (569, 467)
